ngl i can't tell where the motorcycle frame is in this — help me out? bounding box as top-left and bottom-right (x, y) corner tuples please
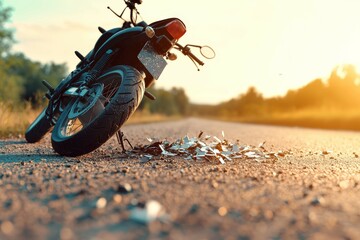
(45, 18), (181, 122)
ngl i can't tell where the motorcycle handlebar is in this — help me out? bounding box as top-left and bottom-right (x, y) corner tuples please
(130, 0), (142, 4)
(176, 43), (204, 66)
(187, 50), (204, 66)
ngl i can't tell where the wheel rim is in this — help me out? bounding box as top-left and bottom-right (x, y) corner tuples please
(57, 72), (122, 137)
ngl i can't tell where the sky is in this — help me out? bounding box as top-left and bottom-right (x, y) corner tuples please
(7, 0), (360, 104)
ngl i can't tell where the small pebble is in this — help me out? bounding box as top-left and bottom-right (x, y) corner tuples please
(1, 221), (14, 235)
(113, 194), (122, 204)
(339, 180), (350, 189)
(264, 210), (274, 220)
(60, 227), (74, 240)
(211, 181), (219, 189)
(310, 197), (325, 206)
(218, 206), (228, 216)
(96, 197), (107, 209)
(118, 183), (133, 194)
(189, 204), (199, 214)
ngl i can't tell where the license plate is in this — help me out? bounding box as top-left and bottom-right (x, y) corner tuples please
(138, 42), (167, 80)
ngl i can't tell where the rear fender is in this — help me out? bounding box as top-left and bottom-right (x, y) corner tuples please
(93, 27), (144, 61)
(98, 29), (159, 88)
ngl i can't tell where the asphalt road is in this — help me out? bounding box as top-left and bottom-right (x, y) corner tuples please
(1, 118), (360, 240)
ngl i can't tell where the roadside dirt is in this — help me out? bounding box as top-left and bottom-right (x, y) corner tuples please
(1, 118), (360, 240)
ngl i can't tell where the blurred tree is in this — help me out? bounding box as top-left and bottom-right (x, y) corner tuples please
(139, 86), (190, 116)
(239, 87), (263, 105)
(0, 0), (18, 102)
(5, 53), (43, 101)
(190, 65), (360, 120)
(237, 87), (264, 116)
(0, 0), (67, 104)
(280, 78), (326, 110)
(4, 53), (67, 102)
(170, 87), (189, 115)
(0, 0), (14, 55)
(328, 64), (360, 108)
(0, 59), (22, 102)
(217, 86), (264, 116)
(297, 79), (326, 107)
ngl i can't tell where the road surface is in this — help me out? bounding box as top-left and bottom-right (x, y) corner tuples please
(1, 118), (360, 240)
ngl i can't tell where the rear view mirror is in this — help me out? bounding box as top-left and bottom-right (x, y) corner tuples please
(200, 46), (216, 59)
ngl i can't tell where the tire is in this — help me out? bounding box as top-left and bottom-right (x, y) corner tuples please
(25, 108), (52, 143)
(51, 65), (145, 157)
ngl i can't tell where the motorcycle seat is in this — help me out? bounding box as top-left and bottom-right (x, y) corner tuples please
(87, 27), (122, 62)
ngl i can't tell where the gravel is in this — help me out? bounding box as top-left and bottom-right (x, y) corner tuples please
(1, 118), (360, 239)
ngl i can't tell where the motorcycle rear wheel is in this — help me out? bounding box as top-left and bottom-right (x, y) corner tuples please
(25, 108), (52, 143)
(51, 65), (145, 157)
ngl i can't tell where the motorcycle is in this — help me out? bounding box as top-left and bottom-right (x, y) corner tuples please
(25, 0), (215, 157)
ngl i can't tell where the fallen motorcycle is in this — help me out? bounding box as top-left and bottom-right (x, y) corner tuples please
(25, 0), (215, 157)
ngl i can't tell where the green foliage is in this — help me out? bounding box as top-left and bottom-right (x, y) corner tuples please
(0, 59), (22, 102)
(139, 86), (190, 116)
(0, 1), (67, 104)
(216, 86), (264, 117)
(0, 0), (19, 102)
(0, 53), (67, 104)
(327, 65), (360, 107)
(0, 0), (14, 55)
(4, 53), (67, 102)
(192, 64), (360, 118)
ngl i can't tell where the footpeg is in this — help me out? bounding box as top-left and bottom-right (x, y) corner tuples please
(42, 80), (54, 94)
(144, 91), (156, 100)
(98, 26), (106, 34)
(75, 51), (85, 61)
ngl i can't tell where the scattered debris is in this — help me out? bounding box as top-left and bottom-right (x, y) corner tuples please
(117, 183), (133, 194)
(130, 131), (288, 164)
(129, 200), (167, 224)
(140, 155), (153, 163)
(310, 196), (325, 206)
(321, 150), (333, 156)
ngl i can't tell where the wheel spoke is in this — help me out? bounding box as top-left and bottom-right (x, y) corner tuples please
(58, 73), (121, 138)
(71, 120), (83, 133)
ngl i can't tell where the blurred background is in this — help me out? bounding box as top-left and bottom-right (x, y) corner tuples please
(1, 0), (360, 136)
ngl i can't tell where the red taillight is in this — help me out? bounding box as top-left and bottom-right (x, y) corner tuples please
(165, 20), (186, 40)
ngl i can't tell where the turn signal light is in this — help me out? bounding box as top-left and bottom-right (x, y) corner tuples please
(165, 20), (186, 40)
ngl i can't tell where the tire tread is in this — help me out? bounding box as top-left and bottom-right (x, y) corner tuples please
(51, 65), (145, 156)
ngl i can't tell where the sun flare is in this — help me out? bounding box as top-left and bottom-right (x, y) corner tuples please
(9, 0), (360, 103)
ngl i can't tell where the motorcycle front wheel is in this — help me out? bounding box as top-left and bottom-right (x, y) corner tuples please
(51, 65), (145, 157)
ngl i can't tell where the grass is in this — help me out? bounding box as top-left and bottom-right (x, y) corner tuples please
(0, 102), (43, 138)
(216, 107), (360, 131)
(0, 102), (179, 138)
(3, 102), (360, 139)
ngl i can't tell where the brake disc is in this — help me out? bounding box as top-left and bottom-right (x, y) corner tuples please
(68, 83), (104, 120)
